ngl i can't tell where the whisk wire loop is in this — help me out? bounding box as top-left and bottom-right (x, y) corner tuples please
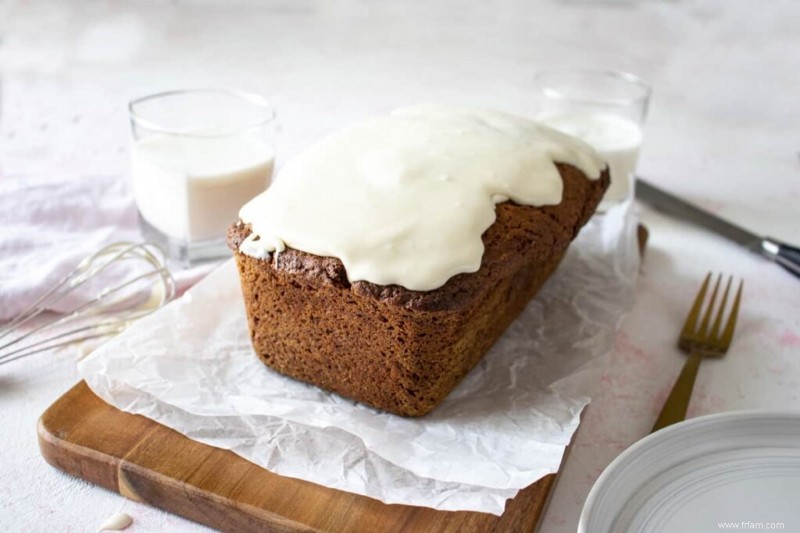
(0, 242), (176, 366)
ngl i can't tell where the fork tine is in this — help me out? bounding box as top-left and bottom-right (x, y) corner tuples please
(720, 280), (743, 350)
(681, 272), (711, 341)
(709, 276), (733, 341)
(697, 273), (722, 339)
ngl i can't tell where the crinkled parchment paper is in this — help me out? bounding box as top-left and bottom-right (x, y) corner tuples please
(78, 201), (639, 515)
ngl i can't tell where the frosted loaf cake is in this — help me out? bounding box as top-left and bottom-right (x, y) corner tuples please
(228, 104), (609, 416)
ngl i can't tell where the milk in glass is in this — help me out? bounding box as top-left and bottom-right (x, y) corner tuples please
(131, 134), (274, 242)
(539, 112), (642, 205)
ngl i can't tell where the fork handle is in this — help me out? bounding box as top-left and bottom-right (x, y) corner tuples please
(651, 352), (703, 432)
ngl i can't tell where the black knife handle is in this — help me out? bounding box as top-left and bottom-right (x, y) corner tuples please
(762, 238), (800, 279)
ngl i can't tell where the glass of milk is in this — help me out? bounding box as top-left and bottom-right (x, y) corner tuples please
(534, 69), (651, 211)
(129, 89), (276, 265)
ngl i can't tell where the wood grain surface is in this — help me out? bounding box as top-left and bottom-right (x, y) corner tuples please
(38, 382), (556, 532)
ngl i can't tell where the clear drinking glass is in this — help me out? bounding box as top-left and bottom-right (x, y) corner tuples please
(129, 89), (276, 266)
(533, 68), (651, 210)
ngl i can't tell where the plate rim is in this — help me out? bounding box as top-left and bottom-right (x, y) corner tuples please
(578, 409), (800, 533)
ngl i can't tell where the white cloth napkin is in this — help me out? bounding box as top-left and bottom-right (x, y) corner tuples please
(0, 175), (216, 321)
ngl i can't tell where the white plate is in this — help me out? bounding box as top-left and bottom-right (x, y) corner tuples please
(579, 410), (800, 533)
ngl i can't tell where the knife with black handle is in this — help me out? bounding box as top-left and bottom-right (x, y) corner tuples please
(636, 179), (800, 279)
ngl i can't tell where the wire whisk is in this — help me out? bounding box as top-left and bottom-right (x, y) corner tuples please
(0, 242), (176, 366)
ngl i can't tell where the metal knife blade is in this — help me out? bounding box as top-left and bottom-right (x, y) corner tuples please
(635, 178), (800, 279)
(636, 179), (762, 251)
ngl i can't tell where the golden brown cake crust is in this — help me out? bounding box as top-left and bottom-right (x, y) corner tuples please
(228, 163), (609, 416)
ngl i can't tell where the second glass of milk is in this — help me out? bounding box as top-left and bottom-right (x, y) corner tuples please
(129, 89), (276, 265)
(534, 69), (651, 211)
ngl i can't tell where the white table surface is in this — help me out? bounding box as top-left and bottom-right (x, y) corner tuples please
(2, 1), (799, 532)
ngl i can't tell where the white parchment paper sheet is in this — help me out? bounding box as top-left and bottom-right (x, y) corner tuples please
(78, 201), (639, 515)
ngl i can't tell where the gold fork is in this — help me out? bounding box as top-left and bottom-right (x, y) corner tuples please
(651, 273), (744, 432)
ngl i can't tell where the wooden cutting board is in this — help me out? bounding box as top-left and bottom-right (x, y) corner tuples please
(39, 382), (556, 532)
(38, 226), (648, 533)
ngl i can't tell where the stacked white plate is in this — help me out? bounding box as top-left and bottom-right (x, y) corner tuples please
(580, 411), (800, 532)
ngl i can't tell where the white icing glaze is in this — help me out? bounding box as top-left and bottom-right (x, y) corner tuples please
(97, 512), (133, 531)
(239, 104), (604, 291)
